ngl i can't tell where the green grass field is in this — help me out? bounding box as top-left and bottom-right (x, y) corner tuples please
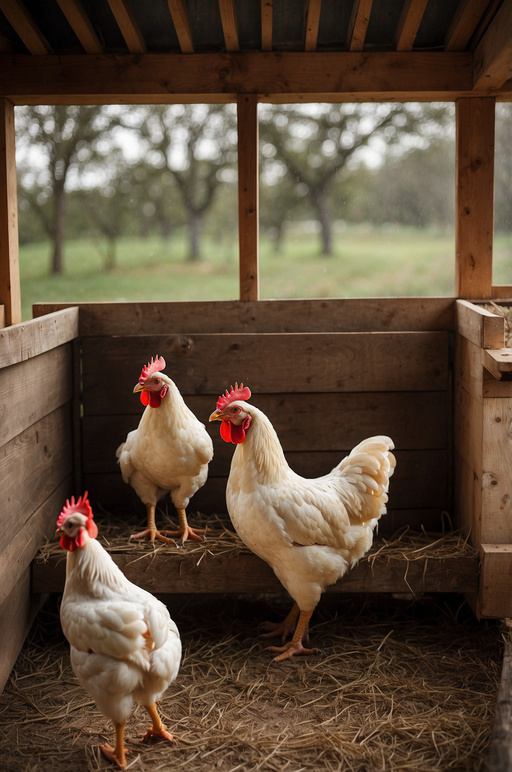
(19, 226), (512, 320)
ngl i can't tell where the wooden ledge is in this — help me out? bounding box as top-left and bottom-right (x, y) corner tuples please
(32, 534), (479, 596)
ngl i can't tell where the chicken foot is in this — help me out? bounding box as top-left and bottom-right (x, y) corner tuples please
(99, 722), (128, 770)
(157, 507), (208, 544)
(259, 603), (304, 643)
(140, 702), (178, 744)
(267, 609), (316, 663)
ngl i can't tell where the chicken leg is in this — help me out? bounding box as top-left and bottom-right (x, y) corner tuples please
(99, 722), (128, 770)
(267, 610), (316, 663)
(140, 702), (178, 743)
(158, 507), (207, 544)
(260, 603), (302, 643)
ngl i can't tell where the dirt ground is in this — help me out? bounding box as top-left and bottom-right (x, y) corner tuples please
(0, 592), (503, 772)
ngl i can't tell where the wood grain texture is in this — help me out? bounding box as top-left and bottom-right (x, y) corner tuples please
(0, 51), (475, 104)
(31, 547), (479, 596)
(455, 97), (495, 299)
(0, 569), (45, 694)
(479, 545), (512, 618)
(0, 406), (73, 548)
(33, 298), (456, 336)
(456, 299), (504, 349)
(81, 331), (450, 416)
(0, 307), (78, 368)
(0, 98), (21, 326)
(0, 343), (73, 446)
(237, 94), (259, 301)
(489, 630), (512, 771)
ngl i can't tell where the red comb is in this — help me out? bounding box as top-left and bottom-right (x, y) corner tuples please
(57, 491), (98, 540)
(217, 383), (251, 411)
(139, 355), (166, 385)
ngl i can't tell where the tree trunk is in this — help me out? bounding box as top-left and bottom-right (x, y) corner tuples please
(312, 188), (332, 256)
(104, 238), (116, 272)
(51, 182), (66, 274)
(188, 210), (202, 262)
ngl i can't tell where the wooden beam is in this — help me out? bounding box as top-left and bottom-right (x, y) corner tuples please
(219, 0), (239, 53)
(261, 0), (272, 52)
(489, 630), (512, 772)
(106, 0), (146, 54)
(0, 0), (52, 55)
(167, 0), (194, 54)
(394, 0), (429, 52)
(237, 94), (259, 302)
(444, 0), (490, 52)
(347, 0), (373, 52)
(0, 52), (476, 104)
(456, 299), (504, 349)
(56, 0), (103, 54)
(473, 0), (512, 90)
(305, 0), (322, 52)
(0, 99), (20, 327)
(0, 307), (78, 368)
(479, 545), (512, 618)
(455, 97), (495, 299)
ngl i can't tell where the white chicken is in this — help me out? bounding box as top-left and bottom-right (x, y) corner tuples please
(57, 492), (182, 770)
(116, 355), (214, 544)
(209, 385), (396, 663)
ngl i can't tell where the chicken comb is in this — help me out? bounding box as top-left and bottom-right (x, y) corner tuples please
(57, 491), (98, 540)
(216, 383), (251, 411)
(139, 355), (166, 385)
(57, 491), (93, 527)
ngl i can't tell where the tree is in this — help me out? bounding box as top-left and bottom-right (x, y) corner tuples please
(127, 104), (238, 261)
(15, 105), (119, 274)
(259, 103), (454, 255)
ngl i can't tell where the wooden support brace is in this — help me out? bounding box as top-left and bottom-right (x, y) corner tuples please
(479, 545), (512, 618)
(0, 98), (21, 327)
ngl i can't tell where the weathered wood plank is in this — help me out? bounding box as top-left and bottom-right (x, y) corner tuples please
(0, 52), (475, 104)
(237, 94), (259, 301)
(456, 299), (504, 349)
(0, 343), (73, 446)
(0, 479), (71, 607)
(481, 399), (512, 544)
(0, 406), (73, 548)
(31, 548), (479, 596)
(0, 307), (78, 368)
(82, 391), (449, 471)
(489, 630), (512, 772)
(33, 298), (456, 336)
(0, 98), (21, 327)
(455, 97), (495, 299)
(0, 569), (45, 694)
(473, 0), (512, 90)
(479, 545), (512, 618)
(81, 332), (450, 412)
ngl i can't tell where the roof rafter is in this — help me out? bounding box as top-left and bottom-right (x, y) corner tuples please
(219, 0), (239, 53)
(347, 0), (373, 52)
(473, 0), (512, 89)
(167, 0), (194, 54)
(106, 0), (146, 54)
(56, 0), (103, 55)
(444, 0), (489, 52)
(305, 0), (322, 52)
(261, 0), (273, 52)
(0, 0), (52, 55)
(394, 0), (429, 52)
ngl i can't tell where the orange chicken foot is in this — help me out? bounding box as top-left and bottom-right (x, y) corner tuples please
(267, 610), (316, 663)
(99, 722), (128, 770)
(157, 508), (207, 545)
(259, 603), (305, 643)
(140, 703), (178, 744)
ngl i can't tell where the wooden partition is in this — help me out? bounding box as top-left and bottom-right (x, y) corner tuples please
(34, 297), (455, 537)
(455, 299), (512, 619)
(0, 307), (78, 691)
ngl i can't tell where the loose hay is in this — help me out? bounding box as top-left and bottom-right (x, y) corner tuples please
(0, 593), (501, 772)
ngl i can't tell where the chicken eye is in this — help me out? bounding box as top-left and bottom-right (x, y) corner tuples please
(232, 407), (240, 414)
(153, 378), (160, 385)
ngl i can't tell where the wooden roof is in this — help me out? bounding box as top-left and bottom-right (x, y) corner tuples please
(0, 0), (510, 104)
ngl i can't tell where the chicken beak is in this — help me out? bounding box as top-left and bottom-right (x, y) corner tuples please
(55, 528), (62, 538)
(209, 410), (225, 422)
(133, 382), (144, 394)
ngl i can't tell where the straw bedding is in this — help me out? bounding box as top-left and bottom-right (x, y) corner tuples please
(0, 580), (502, 771)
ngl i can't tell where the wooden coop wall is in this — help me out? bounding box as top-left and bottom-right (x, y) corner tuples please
(35, 297), (455, 538)
(0, 308), (78, 692)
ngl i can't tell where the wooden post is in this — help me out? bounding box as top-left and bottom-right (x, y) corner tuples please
(0, 98), (21, 327)
(237, 94), (259, 301)
(455, 97), (495, 300)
